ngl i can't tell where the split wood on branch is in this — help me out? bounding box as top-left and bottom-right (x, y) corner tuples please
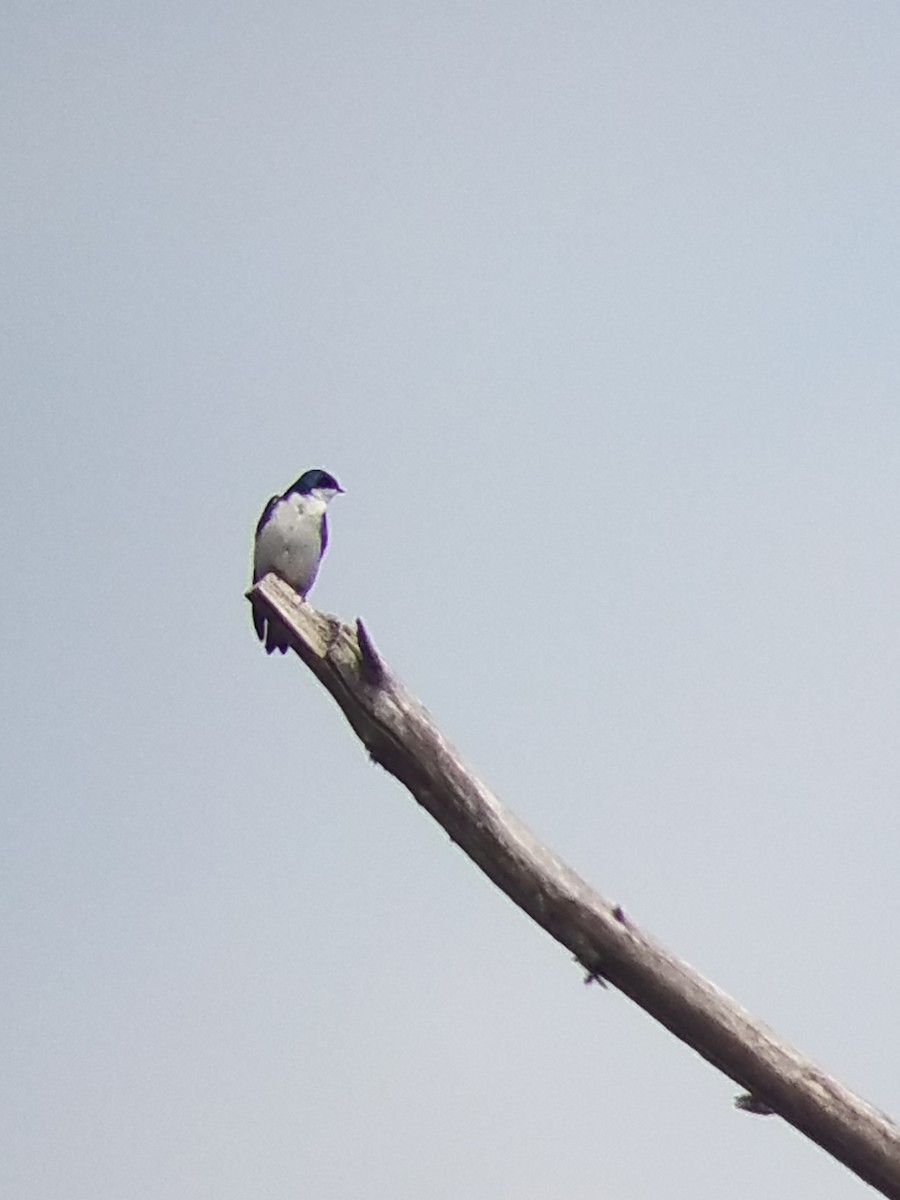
(248, 573), (900, 1198)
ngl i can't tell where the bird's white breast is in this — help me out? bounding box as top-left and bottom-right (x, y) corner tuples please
(254, 493), (326, 597)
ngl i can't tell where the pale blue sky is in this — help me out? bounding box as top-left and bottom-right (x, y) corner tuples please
(4, 4), (900, 1197)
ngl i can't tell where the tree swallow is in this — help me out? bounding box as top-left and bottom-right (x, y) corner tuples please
(251, 467), (344, 654)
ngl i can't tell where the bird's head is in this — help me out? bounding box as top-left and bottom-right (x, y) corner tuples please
(291, 468), (344, 503)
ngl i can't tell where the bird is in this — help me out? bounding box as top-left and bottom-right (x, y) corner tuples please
(251, 467), (344, 654)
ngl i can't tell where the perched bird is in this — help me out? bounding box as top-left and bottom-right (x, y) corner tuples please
(251, 468), (344, 653)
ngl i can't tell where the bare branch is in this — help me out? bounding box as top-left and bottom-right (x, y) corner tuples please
(248, 574), (900, 1197)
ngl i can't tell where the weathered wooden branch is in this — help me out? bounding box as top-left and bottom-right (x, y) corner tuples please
(248, 573), (900, 1198)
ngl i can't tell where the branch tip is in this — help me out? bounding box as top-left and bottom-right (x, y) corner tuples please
(735, 1093), (775, 1116)
(356, 618), (385, 684)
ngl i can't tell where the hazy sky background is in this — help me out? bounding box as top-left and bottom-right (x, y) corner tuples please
(4, 3), (900, 1197)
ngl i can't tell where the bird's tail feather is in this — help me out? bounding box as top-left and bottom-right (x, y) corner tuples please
(252, 601), (290, 654)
